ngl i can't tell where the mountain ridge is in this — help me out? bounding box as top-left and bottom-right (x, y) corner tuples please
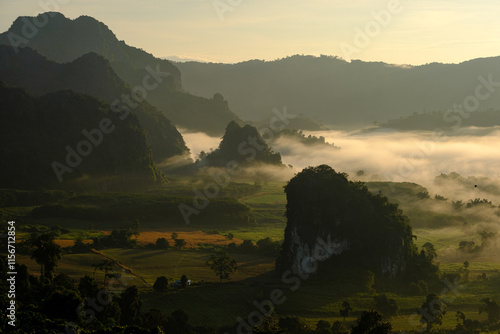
(0, 12), (241, 135)
(176, 54), (500, 127)
(0, 45), (189, 163)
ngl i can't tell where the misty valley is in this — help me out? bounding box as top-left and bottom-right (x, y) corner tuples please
(1, 11), (500, 334)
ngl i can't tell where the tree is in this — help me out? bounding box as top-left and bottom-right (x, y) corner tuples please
(227, 233), (234, 240)
(166, 309), (191, 333)
(174, 238), (186, 249)
(418, 294), (447, 332)
(43, 290), (83, 322)
(130, 219), (141, 238)
(171, 232), (178, 240)
(156, 237), (169, 250)
(315, 320), (333, 334)
(29, 233), (62, 280)
(117, 286), (142, 326)
(238, 239), (256, 252)
(479, 298), (500, 324)
(339, 301), (352, 323)
(331, 321), (348, 334)
(91, 259), (115, 285)
(78, 275), (99, 299)
(143, 308), (168, 332)
(458, 261), (470, 282)
(278, 315), (311, 334)
(373, 294), (399, 318)
(180, 274), (188, 288)
(153, 276), (169, 292)
(421, 242), (437, 262)
(351, 311), (392, 334)
(206, 250), (238, 282)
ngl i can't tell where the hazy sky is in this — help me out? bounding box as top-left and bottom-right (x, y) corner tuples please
(1, 0), (500, 64)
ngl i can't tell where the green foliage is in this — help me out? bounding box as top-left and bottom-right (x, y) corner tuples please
(351, 311), (392, 334)
(373, 294), (399, 318)
(199, 121), (283, 167)
(339, 301), (352, 322)
(31, 192), (253, 225)
(116, 286), (142, 326)
(153, 276), (169, 292)
(256, 237), (281, 257)
(28, 232), (62, 280)
(418, 293), (447, 331)
(174, 239), (187, 249)
(206, 250), (238, 282)
(273, 129), (339, 148)
(278, 165), (433, 283)
(155, 237), (170, 250)
(278, 315), (311, 334)
(93, 229), (137, 249)
(479, 298), (500, 324)
(78, 275), (99, 299)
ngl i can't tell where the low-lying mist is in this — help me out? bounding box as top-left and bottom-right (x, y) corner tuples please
(180, 127), (500, 262)
(181, 127), (500, 199)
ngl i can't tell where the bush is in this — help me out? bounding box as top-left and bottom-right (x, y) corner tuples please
(156, 237), (169, 249)
(374, 294), (399, 318)
(408, 280), (428, 296)
(174, 239), (186, 249)
(153, 276), (168, 292)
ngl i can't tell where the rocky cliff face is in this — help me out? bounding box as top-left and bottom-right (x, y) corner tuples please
(277, 165), (417, 279)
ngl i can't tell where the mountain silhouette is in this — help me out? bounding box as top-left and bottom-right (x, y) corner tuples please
(198, 121), (283, 167)
(0, 83), (163, 189)
(0, 45), (188, 163)
(0, 12), (241, 135)
(176, 54), (500, 127)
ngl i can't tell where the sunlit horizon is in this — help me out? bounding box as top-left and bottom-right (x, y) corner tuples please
(1, 0), (500, 66)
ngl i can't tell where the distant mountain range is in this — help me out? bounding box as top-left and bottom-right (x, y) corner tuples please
(0, 12), (241, 135)
(176, 55), (500, 127)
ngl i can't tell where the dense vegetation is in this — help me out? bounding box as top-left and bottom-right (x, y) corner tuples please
(278, 165), (439, 288)
(0, 84), (163, 189)
(198, 121), (284, 167)
(0, 45), (188, 162)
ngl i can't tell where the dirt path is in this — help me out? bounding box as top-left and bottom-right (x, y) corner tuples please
(90, 249), (150, 287)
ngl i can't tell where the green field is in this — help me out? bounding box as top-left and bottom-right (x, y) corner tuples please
(6, 181), (500, 331)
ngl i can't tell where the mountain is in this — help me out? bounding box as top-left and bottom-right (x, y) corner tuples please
(374, 108), (500, 132)
(0, 83), (163, 189)
(176, 55), (500, 127)
(198, 121), (283, 167)
(0, 12), (241, 135)
(0, 45), (188, 163)
(276, 165), (438, 283)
